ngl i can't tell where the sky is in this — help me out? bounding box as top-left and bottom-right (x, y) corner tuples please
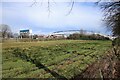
(1, 1), (111, 35)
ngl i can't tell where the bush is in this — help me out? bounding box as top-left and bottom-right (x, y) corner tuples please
(112, 37), (120, 46)
(67, 33), (110, 40)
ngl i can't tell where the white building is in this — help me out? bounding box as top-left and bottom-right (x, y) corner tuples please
(20, 29), (32, 38)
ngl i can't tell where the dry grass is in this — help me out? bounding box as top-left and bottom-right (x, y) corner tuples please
(2, 40), (94, 49)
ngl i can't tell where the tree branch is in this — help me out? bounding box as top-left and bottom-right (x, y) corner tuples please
(30, 0), (37, 7)
(66, 0), (74, 16)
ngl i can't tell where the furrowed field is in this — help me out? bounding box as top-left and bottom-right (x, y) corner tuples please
(2, 40), (112, 79)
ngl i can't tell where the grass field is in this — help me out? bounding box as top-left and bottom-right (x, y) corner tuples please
(2, 40), (112, 79)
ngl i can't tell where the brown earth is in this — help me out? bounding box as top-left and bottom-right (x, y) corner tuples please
(70, 48), (120, 80)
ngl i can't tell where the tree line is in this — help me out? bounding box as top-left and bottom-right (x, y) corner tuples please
(67, 33), (110, 40)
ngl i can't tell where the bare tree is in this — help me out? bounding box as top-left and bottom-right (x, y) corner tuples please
(99, 1), (120, 78)
(0, 24), (12, 39)
(99, 1), (120, 37)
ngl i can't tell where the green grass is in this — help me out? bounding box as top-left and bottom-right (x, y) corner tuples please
(2, 40), (111, 79)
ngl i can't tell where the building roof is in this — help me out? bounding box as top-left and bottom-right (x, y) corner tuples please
(20, 29), (30, 32)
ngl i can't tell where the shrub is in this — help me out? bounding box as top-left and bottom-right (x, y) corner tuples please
(112, 37), (120, 46)
(67, 33), (110, 40)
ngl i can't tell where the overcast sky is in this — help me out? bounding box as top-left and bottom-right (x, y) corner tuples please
(1, 1), (111, 35)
